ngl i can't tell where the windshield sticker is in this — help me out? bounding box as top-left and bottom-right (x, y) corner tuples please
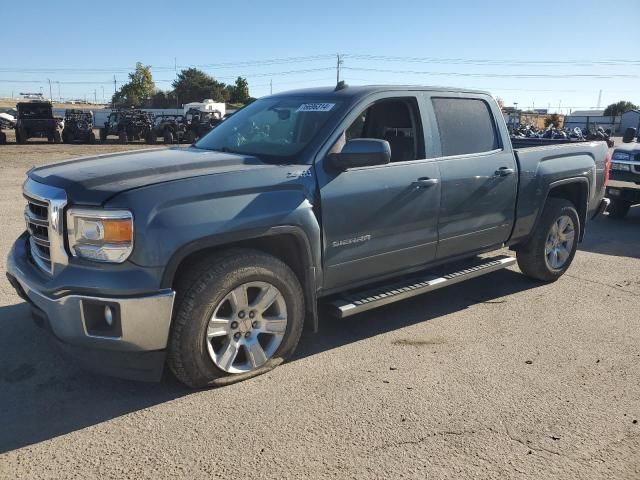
(296, 103), (335, 113)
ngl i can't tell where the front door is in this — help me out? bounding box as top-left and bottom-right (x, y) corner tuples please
(316, 95), (441, 291)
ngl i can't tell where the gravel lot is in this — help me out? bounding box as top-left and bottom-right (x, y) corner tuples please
(0, 138), (639, 479)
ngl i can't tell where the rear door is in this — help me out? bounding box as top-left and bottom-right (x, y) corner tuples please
(427, 94), (517, 259)
(316, 93), (441, 291)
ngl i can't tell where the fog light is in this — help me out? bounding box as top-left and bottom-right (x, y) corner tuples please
(104, 305), (114, 326)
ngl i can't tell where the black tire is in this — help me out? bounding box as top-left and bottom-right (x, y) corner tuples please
(62, 130), (70, 144)
(516, 198), (579, 282)
(15, 129), (26, 144)
(0, 131), (6, 145)
(99, 128), (107, 143)
(146, 131), (156, 145)
(119, 131), (128, 144)
(167, 249), (305, 388)
(163, 130), (174, 144)
(88, 131), (96, 144)
(186, 130), (196, 144)
(607, 199), (631, 219)
(53, 131), (61, 144)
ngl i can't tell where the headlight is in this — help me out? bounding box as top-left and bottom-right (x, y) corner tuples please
(66, 208), (133, 263)
(612, 152), (631, 161)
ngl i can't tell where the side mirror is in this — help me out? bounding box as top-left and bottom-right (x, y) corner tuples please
(327, 139), (391, 170)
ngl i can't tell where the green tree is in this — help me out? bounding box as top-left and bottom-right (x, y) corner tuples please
(604, 100), (638, 118)
(230, 76), (250, 104)
(172, 68), (227, 104)
(112, 62), (155, 107)
(149, 90), (178, 109)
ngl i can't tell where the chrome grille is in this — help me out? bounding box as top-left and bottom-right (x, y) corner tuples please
(23, 179), (68, 275)
(24, 193), (52, 273)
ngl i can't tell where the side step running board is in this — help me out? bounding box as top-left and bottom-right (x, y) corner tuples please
(328, 255), (516, 318)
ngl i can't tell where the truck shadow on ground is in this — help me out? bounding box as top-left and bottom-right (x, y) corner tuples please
(579, 207), (640, 259)
(0, 268), (538, 453)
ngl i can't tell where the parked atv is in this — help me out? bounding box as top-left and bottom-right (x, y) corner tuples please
(0, 113), (13, 145)
(62, 110), (96, 144)
(149, 114), (194, 144)
(14, 102), (63, 144)
(99, 109), (155, 144)
(185, 108), (222, 141)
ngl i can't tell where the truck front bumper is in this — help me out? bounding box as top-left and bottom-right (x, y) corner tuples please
(6, 239), (175, 382)
(607, 179), (640, 205)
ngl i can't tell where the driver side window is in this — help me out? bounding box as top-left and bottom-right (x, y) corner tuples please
(342, 98), (424, 162)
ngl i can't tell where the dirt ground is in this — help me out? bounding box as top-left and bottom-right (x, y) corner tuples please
(0, 140), (639, 479)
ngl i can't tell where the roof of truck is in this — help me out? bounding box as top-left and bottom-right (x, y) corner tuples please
(269, 84), (491, 98)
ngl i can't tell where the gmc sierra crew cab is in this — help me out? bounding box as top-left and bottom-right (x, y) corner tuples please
(6, 85), (611, 388)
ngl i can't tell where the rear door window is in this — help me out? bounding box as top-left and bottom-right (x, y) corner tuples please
(431, 98), (499, 156)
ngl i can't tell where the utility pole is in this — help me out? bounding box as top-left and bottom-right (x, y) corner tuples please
(175, 57), (179, 110)
(94, 89), (97, 104)
(101, 86), (105, 104)
(336, 53), (343, 85)
(113, 75), (117, 108)
(596, 89), (602, 109)
(270, 79), (273, 95)
(47, 79), (52, 101)
(57, 82), (61, 102)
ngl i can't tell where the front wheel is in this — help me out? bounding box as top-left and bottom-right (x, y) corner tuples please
(516, 198), (579, 282)
(119, 131), (128, 144)
(167, 249), (305, 388)
(607, 199), (631, 219)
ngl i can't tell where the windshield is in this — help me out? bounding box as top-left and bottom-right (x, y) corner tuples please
(194, 97), (343, 161)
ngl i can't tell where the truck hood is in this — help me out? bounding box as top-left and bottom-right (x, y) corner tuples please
(613, 143), (640, 154)
(28, 147), (283, 205)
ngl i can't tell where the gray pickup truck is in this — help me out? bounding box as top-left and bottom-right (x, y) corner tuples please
(606, 137), (640, 218)
(7, 85), (610, 388)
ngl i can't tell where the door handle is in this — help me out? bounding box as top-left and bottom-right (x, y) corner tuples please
(495, 167), (515, 177)
(414, 177), (439, 189)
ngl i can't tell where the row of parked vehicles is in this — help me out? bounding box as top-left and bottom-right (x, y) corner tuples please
(510, 124), (615, 147)
(0, 100), (226, 145)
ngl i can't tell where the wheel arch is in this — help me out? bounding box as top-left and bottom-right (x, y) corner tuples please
(545, 178), (589, 241)
(162, 226), (320, 332)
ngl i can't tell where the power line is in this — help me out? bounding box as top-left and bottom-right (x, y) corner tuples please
(343, 54), (640, 67)
(1, 52), (637, 75)
(343, 66), (640, 79)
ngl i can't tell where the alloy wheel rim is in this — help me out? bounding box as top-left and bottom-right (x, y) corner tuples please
(545, 215), (575, 270)
(206, 281), (287, 374)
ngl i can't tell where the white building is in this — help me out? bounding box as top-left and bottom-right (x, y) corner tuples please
(563, 110), (619, 132)
(620, 110), (640, 133)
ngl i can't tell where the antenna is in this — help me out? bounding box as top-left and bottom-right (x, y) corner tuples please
(336, 53), (344, 85)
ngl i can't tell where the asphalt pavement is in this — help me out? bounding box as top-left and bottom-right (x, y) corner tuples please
(0, 143), (638, 479)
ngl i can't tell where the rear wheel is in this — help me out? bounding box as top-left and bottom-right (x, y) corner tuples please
(146, 131), (156, 144)
(163, 130), (174, 144)
(607, 199), (631, 219)
(15, 129), (26, 144)
(99, 128), (107, 143)
(119, 131), (128, 144)
(88, 131), (96, 144)
(516, 198), (579, 282)
(167, 249), (305, 388)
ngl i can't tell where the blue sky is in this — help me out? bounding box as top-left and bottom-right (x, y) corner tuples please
(2, 0), (638, 113)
